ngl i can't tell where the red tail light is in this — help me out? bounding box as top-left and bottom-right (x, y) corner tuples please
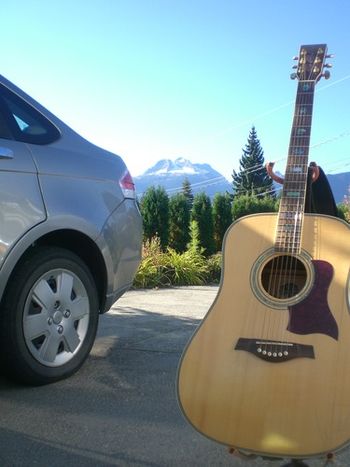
(119, 170), (136, 199)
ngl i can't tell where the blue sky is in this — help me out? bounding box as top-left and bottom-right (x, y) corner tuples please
(2, 0), (350, 181)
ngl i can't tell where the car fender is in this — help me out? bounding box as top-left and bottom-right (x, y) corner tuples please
(0, 215), (110, 304)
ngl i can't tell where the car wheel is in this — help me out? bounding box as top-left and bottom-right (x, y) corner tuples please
(0, 246), (99, 385)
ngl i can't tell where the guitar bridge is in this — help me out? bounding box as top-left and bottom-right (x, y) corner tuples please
(235, 338), (315, 362)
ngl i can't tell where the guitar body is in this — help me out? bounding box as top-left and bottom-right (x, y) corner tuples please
(177, 213), (350, 458)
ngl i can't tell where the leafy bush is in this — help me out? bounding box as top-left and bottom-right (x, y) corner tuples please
(163, 248), (208, 286)
(206, 253), (222, 284)
(133, 238), (170, 288)
(337, 202), (350, 222)
(133, 237), (221, 288)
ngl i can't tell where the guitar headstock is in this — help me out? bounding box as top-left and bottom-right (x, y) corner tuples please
(290, 44), (332, 83)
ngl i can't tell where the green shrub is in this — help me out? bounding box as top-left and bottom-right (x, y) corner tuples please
(133, 238), (170, 288)
(164, 248), (208, 286)
(337, 203), (350, 222)
(206, 253), (222, 284)
(133, 238), (224, 288)
(232, 194), (278, 220)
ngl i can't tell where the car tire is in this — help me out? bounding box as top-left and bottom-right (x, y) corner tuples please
(0, 246), (99, 385)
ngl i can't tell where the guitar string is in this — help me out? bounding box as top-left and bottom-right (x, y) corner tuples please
(284, 89), (307, 346)
(275, 51), (319, 354)
(282, 74), (306, 346)
(272, 82), (303, 350)
(288, 84), (314, 312)
(268, 89), (303, 344)
(287, 83), (309, 302)
(256, 48), (322, 357)
(281, 52), (319, 351)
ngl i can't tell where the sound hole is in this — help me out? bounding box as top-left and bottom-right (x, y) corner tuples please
(261, 255), (308, 299)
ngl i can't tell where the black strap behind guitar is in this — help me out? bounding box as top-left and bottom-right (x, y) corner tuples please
(305, 166), (338, 217)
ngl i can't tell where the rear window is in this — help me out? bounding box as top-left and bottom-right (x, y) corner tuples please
(0, 84), (60, 145)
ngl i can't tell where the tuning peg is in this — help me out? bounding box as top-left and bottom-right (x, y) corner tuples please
(324, 63), (332, 68)
(290, 73), (297, 80)
(292, 65), (298, 69)
(326, 54), (334, 58)
(292, 56), (299, 60)
(323, 70), (331, 79)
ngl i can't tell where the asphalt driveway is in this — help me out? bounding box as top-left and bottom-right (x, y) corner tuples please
(0, 286), (348, 466)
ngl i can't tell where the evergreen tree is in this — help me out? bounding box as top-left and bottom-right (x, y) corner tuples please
(212, 193), (232, 251)
(182, 177), (194, 210)
(168, 193), (190, 252)
(140, 186), (169, 249)
(191, 192), (215, 256)
(337, 186), (350, 222)
(187, 220), (202, 253)
(232, 126), (274, 197)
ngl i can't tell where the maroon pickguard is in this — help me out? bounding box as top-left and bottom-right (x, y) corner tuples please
(287, 260), (338, 340)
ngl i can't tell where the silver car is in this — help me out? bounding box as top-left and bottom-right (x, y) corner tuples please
(0, 75), (142, 385)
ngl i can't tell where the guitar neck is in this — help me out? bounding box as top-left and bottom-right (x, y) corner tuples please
(275, 81), (316, 253)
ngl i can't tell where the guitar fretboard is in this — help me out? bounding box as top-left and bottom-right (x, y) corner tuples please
(275, 81), (315, 253)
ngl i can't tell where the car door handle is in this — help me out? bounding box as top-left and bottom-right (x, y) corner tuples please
(0, 147), (14, 159)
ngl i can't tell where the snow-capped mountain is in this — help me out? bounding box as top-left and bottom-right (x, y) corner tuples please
(143, 157), (204, 176)
(134, 157), (231, 197)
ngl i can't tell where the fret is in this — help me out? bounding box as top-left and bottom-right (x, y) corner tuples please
(279, 206), (304, 210)
(289, 139), (311, 145)
(293, 134), (311, 139)
(275, 242), (302, 248)
(276, 237), (303, 243)
(283, 186), (307, 190)
(290, 147), (310, 156)
(292, 116), (312, 126)
(278, 213), (302, 220)
(275, 239), (302, 245)
(286, 168), (305, 175)
(276, 230), (302, 236)
(276, 228), (302, 233)
(284, 175), (308, 180)
(276, 226), (302, 232)
(283, 177), (307, 182)
(292, 129), (311, 139)
(276, 221), (302, 228)
(280, 196), (305, 201)
(283, 180), (307, 184)
(294, 102), (312, 109)
(285, 156), (309, 166)
(275, 246), (301, 254)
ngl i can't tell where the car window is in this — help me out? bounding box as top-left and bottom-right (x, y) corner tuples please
(0, 84), (60, 145)
(0, 108), (12, 140)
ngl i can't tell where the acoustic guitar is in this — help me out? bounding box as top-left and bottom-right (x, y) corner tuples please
(177, 44), (350, 459)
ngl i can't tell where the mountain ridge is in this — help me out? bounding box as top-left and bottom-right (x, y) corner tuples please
(134, 157), (349, 204)
(134, 157), (231, 197)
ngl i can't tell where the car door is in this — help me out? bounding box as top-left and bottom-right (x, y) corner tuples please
(0, 94), (46, 267)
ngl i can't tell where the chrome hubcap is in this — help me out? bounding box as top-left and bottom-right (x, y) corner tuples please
(23, 269), (90, 367)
